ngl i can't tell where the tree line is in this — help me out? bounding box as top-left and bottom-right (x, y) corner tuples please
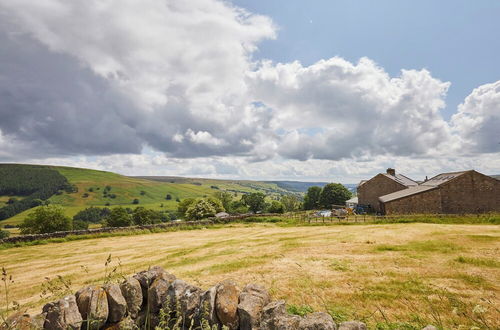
(0, 165), (75, 220)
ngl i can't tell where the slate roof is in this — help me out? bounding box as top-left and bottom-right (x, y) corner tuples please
(379, 185), (437, 203)
(382, 173), (419, 187)
(379, 170), (470, 203)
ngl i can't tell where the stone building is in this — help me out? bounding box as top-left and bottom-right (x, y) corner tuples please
(379, 170), (500, 214)
(357, 168), (418, 213)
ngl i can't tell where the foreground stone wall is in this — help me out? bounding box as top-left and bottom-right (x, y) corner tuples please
(3, 266), (370, 330)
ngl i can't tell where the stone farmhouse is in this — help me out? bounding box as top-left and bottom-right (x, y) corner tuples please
(358, 169), (500, 215)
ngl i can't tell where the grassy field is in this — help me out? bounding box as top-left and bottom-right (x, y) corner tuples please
(1, 223), (498, 329)
(1, 165), (292, 227)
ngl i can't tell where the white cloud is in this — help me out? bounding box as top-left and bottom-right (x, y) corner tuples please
(451, 80), (500, 154)
(248, 57), (453, 160)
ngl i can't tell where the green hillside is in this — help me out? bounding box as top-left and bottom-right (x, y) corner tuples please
(0, 165), (295, 226)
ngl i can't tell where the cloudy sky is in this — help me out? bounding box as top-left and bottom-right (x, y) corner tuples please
(0, 0), (499, 183)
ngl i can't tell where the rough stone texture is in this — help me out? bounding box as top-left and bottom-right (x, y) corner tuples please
(357, 173), (410, 213)
(197, 285), (220, 327)
(120, 277), (143, 319)
(104, 283), (127, 323)
(103, 316), (137, 330)
(75, 285), (109, 328)
(148, 271), (177, 313)
(133, 266), (170, 304)
(298, 312), (336, 330)
(422, 326), (438, 330)
(166, 279), (202, 325)
(260, 300), (301, 330)
(238, 283), (271, 330)
(0, 312), (43, 330)
(382, 171), (500, 215)
(338, 321), (367, 330)
(42, 295), (83, 330)
(215, 279), (241, 330)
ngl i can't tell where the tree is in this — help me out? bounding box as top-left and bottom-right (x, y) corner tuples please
(185, 199), (216, 220)
(73, 220), (89, 230)
(206, 197), (225, 213)
(267, 200), (284, 213)
(303, 186), (322, 210)
(228, 200), (248, 214)
(73, 207), (110, 223)
(319, 183), (352, 208)
(132, 198), (140, 205)
(0, 230), (10, 239)
(280, 195), (301, 212)
(213, 191), (233, 212)
(132, 207), (161, 225)
(177, 198), (196, 217)
(165, 194), (172, 200)
(241, 192), (266, 213)
(105, 207), (132, 227)
(19, 205), (72, 234)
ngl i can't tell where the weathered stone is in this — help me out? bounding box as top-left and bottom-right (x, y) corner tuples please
(260, 300), (301, 330)
(237, 283), (271, 330)
(133, 266), (170, 302)
(338, 321), (367, 330)
(104, 283), (127, 323)
(75, 285), (109, 328)
(120, 277), (143, 319)
(197, 286), (220, 327)
(166, 279), (202, 325)
(298, 312), (336, 330)
(422, 326), (438, 330)
(215, 279), (241, 329)
(0, 312), (40, 330)
(148, 272), (176, 313)
(42, 295), (83, 330)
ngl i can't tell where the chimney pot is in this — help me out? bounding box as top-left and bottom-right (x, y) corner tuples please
(386, 168), (396, 176)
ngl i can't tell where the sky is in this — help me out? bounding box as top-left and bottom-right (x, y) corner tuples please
(0, 0), (499, 183)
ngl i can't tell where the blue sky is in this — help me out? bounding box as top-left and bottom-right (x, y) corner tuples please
(234, 0), (500, 119)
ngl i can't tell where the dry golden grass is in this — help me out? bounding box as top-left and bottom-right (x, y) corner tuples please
(2, 223), (499, 328)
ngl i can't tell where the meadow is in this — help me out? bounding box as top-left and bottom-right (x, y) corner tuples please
(2, 222), (498, 329)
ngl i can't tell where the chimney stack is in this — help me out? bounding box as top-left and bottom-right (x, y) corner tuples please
(386, 168), (396, 176)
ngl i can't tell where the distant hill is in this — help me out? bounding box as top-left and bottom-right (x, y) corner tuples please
(492, 175), (500, 180)
(267, 181), (328, 192)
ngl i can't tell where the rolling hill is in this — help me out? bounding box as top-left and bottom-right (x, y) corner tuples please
(1, 164), (342, 226)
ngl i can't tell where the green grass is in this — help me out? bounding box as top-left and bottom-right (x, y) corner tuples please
(1, 165), (293, 226)
(375, 240), (461, 253)
(454, 256), (500, 268)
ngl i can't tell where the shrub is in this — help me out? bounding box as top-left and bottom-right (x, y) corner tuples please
(177, 198), (196, 217)
(73, 207), (110, 223)
(0, 230), (10, 239)
(267, 200), (285, 213)
(132, 207), (161, 225)
(105, 207), (132, 227)
(73, 220), (89, 230)
(186, 199), (216, 220)
(19, 205), (72, 234)
(165, 194), (172, 200)
(132, 198), (139, 205)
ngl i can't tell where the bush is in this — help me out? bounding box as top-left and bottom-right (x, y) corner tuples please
(105, 207), (132, 227)
(73, 207), (110, 223)
(19, 205), (72, 234)
(267, 200), (285, 213)
(73, 220), (89, 230)
(132, 207), (161, 225)
(177, 198), (196, 217)
(186, 199), (216, 220)
(132, 198), (139, 204)
(165, 194), (172, 200)
(0, 230), (10, 239)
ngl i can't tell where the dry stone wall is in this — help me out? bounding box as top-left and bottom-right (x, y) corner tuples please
(3, 266), (369, 330)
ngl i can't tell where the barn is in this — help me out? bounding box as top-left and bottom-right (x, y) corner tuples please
(357, 168), (418, 213)
(379, 170), (500, 214)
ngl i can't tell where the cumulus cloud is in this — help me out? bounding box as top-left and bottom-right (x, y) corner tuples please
(0, 0), (499, 180)
(451, 81), (500, 154)
(247, 57), (453, 160)
(0, 0), (276, 158)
